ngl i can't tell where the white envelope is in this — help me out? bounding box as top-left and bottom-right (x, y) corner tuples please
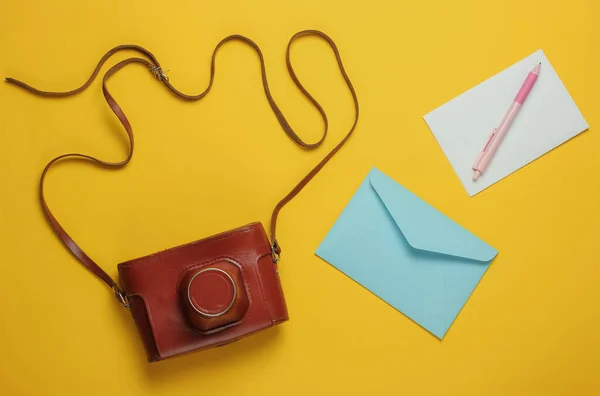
(424, 49), (589, 196)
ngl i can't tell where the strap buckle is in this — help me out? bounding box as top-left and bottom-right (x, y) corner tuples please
(271, 239), (281, 263)
(113, 286), (130, 308)
(149, 65), (169, 82)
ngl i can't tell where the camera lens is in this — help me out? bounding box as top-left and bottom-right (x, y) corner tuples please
(180, 260), (250, 333)
(187, 268), (236, 317)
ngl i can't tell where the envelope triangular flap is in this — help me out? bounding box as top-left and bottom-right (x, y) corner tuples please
(368, 168), (497, 262)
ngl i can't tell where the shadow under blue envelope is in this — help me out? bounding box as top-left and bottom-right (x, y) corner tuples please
(316, 168), (498, 338)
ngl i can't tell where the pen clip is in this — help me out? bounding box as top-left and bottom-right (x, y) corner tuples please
(482, 128), (497, 152)
(473, 128), (497, 171)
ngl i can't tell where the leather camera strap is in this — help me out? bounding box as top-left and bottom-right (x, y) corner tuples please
(5, 30), (359, 305)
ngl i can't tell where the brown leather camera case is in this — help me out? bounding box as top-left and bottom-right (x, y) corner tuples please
(119, 223), (287, 362)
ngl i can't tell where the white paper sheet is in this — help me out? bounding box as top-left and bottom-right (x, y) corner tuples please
(424, 49), (589, 196)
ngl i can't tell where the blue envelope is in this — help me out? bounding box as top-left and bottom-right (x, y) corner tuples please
(316, 168), (498, 338)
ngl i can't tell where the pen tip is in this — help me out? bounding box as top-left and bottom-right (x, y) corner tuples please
(532, 63), (541, 75)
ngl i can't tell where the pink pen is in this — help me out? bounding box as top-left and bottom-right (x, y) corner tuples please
(472, 63), (541, 181)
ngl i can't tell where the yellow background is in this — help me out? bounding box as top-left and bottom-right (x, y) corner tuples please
(1, 0), (598, 394)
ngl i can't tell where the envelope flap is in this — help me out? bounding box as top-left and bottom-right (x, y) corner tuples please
(369, 168), (497, 262)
